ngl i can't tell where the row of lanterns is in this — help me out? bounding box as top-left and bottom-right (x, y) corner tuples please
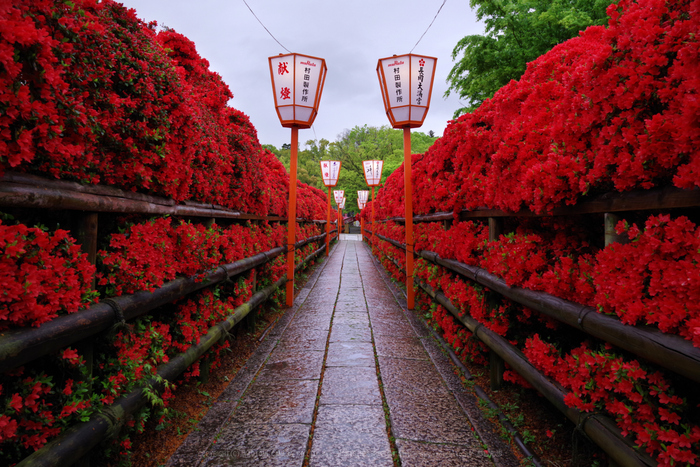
(271, 52), (436, 309)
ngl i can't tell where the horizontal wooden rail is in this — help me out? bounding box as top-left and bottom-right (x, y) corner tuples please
(416, 278), (656, 467)
(0, 233), (328, 372)
(16, 240), (329, 467)
(0, 172), (326, 223)
(382, 186), (700, 223)
(369, 230), (700, 384)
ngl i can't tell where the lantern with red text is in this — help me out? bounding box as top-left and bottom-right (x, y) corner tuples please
(376, 54), (436, 129)
(320, 160), (341, 187)
(269, 53), (328, 128)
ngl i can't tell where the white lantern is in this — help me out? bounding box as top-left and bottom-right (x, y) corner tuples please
(269, 53), (328, 129)
(333, 190), (344, 205)
(358, 190), (369, 205)
(376, 54), (437, 129)
(362, 160), (384, 187)
(339, 197), (346, 210)
(320, 160), (341, 187)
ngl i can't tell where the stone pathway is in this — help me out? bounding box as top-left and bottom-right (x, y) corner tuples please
(168, 239), (520, 467)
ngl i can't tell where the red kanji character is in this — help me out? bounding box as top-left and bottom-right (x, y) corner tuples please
(280, 87), (291, 100)
(278, 62), (289, 75)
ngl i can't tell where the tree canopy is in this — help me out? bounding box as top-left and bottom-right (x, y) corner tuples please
(446, 0), (613, 116)
(267, 125), (437, 215)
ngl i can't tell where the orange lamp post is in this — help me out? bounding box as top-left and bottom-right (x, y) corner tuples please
(269, 53), (328, 307)
(339, 197), (346, 233)
(362, 160), (384, 249)
(320, 160), (341, 256)
(377, 53), (436, 310)
(358, 190), (369, 241)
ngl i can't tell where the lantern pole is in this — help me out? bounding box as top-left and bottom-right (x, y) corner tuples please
(360, 212), (364, 241)
(286, 127), (299, 307)
(404, 128), (415, 309)
(326, 187), (331, 256)
(371, 186), (376, 246)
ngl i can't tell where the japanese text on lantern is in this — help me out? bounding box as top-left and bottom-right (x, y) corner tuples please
(280, 87), (291, 100)
(301, 67), (311, 103)
(278, 62), (289, 75)
(394, 67), (403, 103)
(416, 58), (425, 105)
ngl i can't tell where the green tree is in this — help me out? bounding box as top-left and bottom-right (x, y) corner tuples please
(328, 125), (437, 213)
(261, 127), (437, 214)
(446, 0), (612, 115)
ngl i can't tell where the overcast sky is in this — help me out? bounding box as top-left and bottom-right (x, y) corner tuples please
(117, 0), (484, 149)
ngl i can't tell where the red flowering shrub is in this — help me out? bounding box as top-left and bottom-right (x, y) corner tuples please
(0, 221), (96, 329)
(0, 0), (327, 219)
(594, 214), (700, 345)
(98, 218), (287, 295)
(371, 0), (698, 217)
(525, 336), (700, 466)
(365, 2), (699, 465)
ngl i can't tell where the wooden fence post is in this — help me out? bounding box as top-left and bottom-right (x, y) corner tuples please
(604, 213), (628, 247)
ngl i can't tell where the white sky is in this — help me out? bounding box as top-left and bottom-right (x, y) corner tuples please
(117, 0), (484, 149)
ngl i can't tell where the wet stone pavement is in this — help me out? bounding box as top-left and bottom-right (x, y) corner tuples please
(168, 239), (521, 467)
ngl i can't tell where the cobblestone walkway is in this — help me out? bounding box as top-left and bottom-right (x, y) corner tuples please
(168, 239), (520, 467)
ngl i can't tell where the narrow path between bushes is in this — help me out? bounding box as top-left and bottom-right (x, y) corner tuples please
(167, 239), (519, 467)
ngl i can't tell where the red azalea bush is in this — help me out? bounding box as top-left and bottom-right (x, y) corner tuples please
(525, 336), (700, 465)
(98, 218), (287, 296)
(372, 0), (698, 217)
(370, 215), (700, 465)
(0, 0), (330, 463)
(0, 0), (327, 219)
(0, 221), (97, 329)
(595, 214), (700, 346)
(365, 1), (699, 465)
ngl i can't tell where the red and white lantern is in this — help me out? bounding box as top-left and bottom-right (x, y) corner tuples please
(376, 53), (437, 129)
(269, 53), (328, 129)
(362, 160), (384, 187)
(320, 160), (341, 187)
(358, 190), (369, 206)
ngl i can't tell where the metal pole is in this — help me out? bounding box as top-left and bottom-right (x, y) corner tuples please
(286, 127), (299, 307)
(404, 128), (415, 309)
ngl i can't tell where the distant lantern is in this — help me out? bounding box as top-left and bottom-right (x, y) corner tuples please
(363, 160), (384, 187)
(269, 53), (328, 128)
(334, 190), (345, 206)
(320, 160), (341, 187)
(358, 190), (369, 206)
(339, 197), (346, 210)
(320, 160), (342, 256)
(376, 54), (437, 129)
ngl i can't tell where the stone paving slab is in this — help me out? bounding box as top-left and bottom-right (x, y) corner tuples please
(319, 366), (382, 405)
(167, 240), (507, 467)
(395, 439), (495, 467)
(326, 340), (375, 367)
(200, 422), (309, 467)
(309, 405), (393, 467)
(226, 379), (317, 425)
